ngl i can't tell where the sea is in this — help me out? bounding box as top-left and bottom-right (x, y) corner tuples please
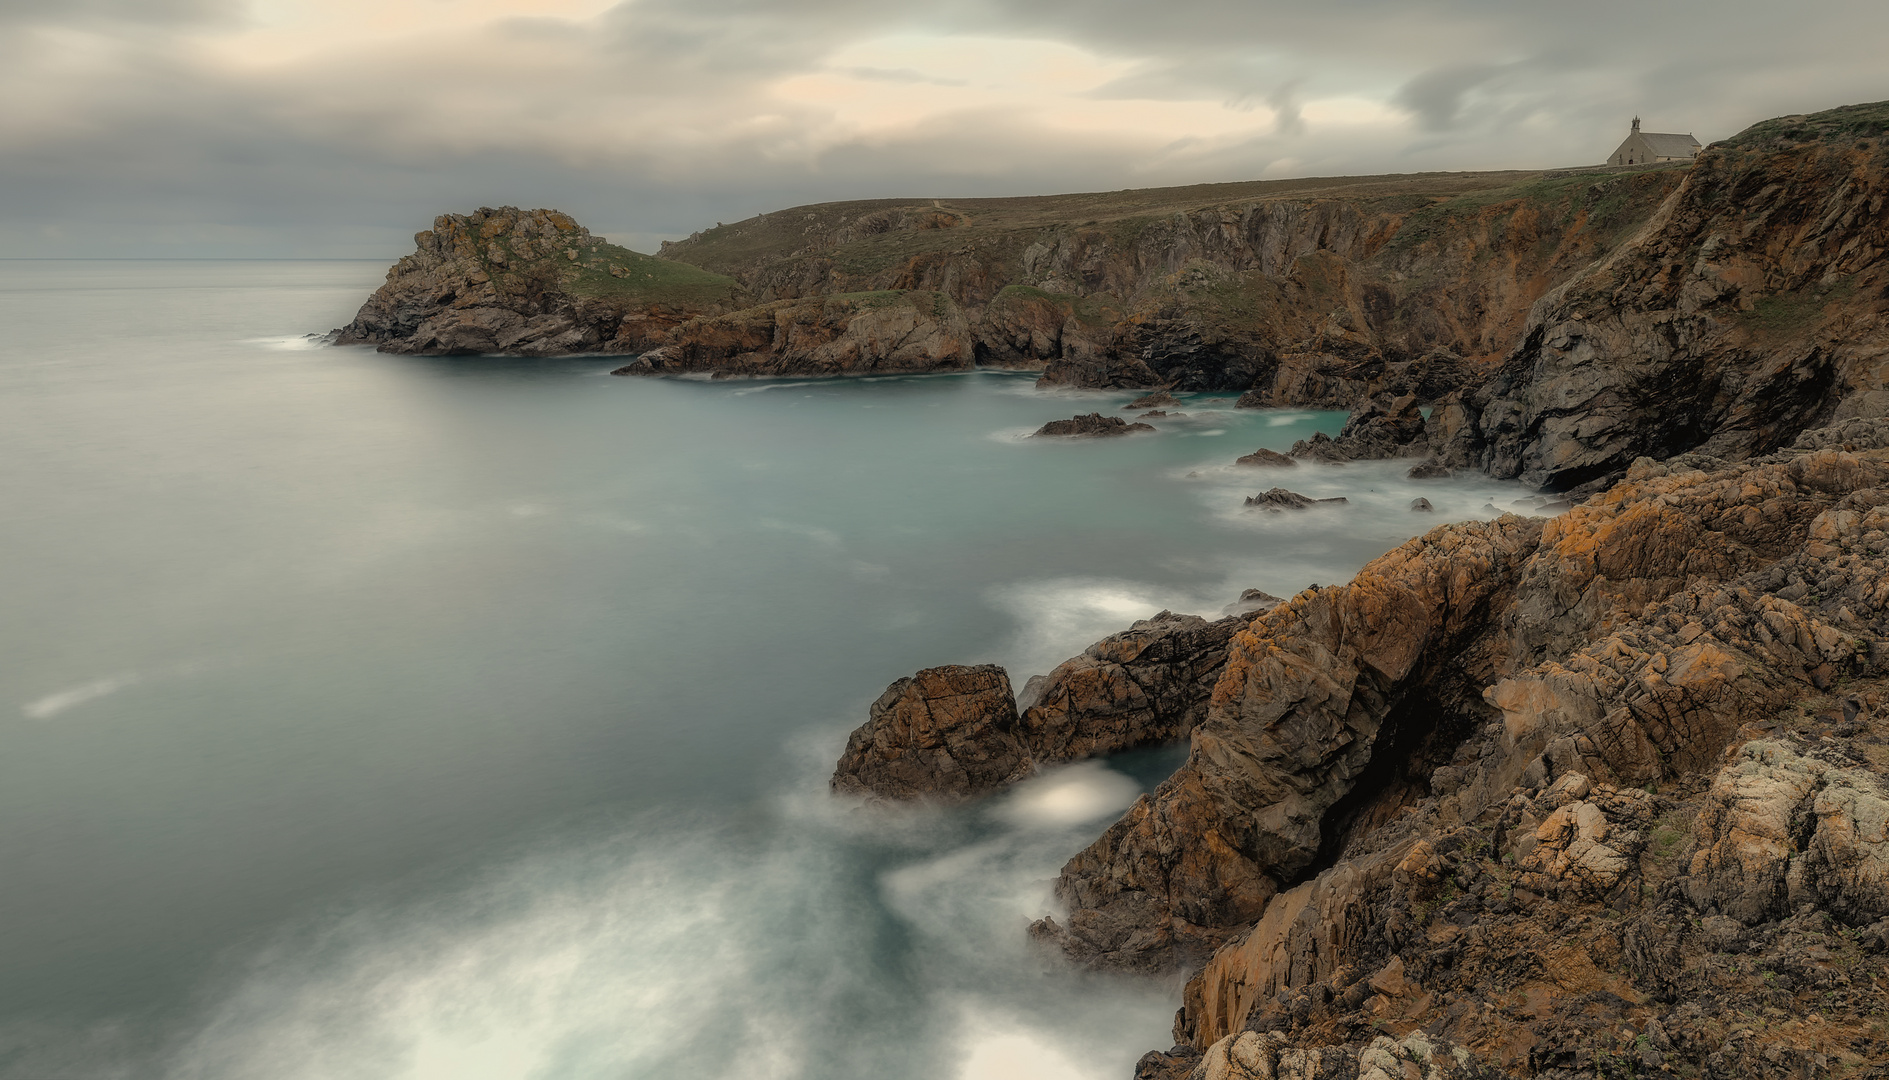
(0, 260), (1539, 1080)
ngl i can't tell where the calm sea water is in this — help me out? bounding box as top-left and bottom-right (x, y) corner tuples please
(0, 261), (1538, 1080)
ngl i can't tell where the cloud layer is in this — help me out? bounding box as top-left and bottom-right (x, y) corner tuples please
(3, 0), (1885, 256)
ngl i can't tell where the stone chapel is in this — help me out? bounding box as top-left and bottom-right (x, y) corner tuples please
(1608, 116), (1702, 166)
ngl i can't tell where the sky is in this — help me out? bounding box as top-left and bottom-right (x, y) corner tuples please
(3, 0), (1885, 257)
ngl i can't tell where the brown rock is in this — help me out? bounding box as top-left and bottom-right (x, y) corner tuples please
(1128, 389), (1182, 409)
(830, 665), (1027, 801)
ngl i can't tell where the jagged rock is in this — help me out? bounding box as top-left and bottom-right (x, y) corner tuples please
(1050, 515), (1545, 971)
(1410, 497), (1434, 512)
(1407, 458), (1453, 479)
(1222, 589), (1285, 617)
(1017, 611), (1259, 763)
(1234, 448), (1297, 468)
(1128, 389), (1181, 409)
(1034, 413), (1157, 437)
(1243, 489), (1348, 511)
(1291, 395), (1430, 462)
(830, 665), (1027, 801)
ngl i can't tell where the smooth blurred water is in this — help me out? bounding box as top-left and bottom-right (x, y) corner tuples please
(0, 261), (1540, 1079)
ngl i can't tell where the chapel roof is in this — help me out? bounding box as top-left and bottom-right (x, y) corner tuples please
(1638, 131), (1702, 156)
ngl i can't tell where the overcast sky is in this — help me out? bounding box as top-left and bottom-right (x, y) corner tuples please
(4, 0), (1884, 257)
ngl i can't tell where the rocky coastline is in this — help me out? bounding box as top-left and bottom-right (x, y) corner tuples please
(330, 100), (1889, 1079)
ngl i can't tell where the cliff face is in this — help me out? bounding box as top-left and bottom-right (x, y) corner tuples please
(661, 169), (1687, 404)
(1447, 116), (1889, 490)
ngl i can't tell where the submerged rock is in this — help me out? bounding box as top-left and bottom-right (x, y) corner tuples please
(1244, 488), (1348, 511)
(1410, 497), (1433, 512)
(1127, 389), (1181, 410)
(1406, 458), (1452, 479)
(1034, 413), (1156, 437)
(1234, 448), (1296, 468)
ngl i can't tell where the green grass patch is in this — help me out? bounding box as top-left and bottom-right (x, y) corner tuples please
(1736, 276), (1858, 337)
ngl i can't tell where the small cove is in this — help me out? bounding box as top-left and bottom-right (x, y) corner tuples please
(0, 260), (1545, 1079)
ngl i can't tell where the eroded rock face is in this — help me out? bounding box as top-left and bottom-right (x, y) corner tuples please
(1048, 516), (1545, 971)
(1034, 413), (1156, 437)
(1448, 132), (1889, 490)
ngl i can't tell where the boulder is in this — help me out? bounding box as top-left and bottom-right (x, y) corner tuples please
(1244, 488), (1348, 511)
(1128, 389), (1181, 409)
(1234, 449), (1297, 468)
(1410, 497), (1433, 512)
(830, 665), (1027, 801)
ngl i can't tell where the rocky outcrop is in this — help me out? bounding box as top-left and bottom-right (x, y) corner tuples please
(1022, 415), (1889, 1076)
(334, 207), (744, 356)
(1243, 489), (1348, 512)
(1129, 390), (1182, 409)
(832, 611), (1261, 801)
(1446, 108), (1889, 491)
(610, 291), (974, 378)
(1034, 414), (1156, 437)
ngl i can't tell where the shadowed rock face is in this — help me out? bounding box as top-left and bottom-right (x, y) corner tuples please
(610, 292), (975, 378)
(1445, 131), (1889, 491)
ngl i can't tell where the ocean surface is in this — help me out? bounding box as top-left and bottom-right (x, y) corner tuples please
(0, 260), (1541, 1080)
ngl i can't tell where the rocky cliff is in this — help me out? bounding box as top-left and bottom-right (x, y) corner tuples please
(1444, 102), (1889, 491)
(1070, 417), (1889, 1078)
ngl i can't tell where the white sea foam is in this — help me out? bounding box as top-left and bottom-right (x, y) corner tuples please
(992, 762), (1140, 830)
(22, 671), (144, 721)
(729, 381), (820, 396)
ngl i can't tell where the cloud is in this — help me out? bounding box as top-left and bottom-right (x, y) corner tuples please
(1, 0), (1886, 257)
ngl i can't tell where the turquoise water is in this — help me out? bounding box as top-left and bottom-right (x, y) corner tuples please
(0, 261), (1538, 1079)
